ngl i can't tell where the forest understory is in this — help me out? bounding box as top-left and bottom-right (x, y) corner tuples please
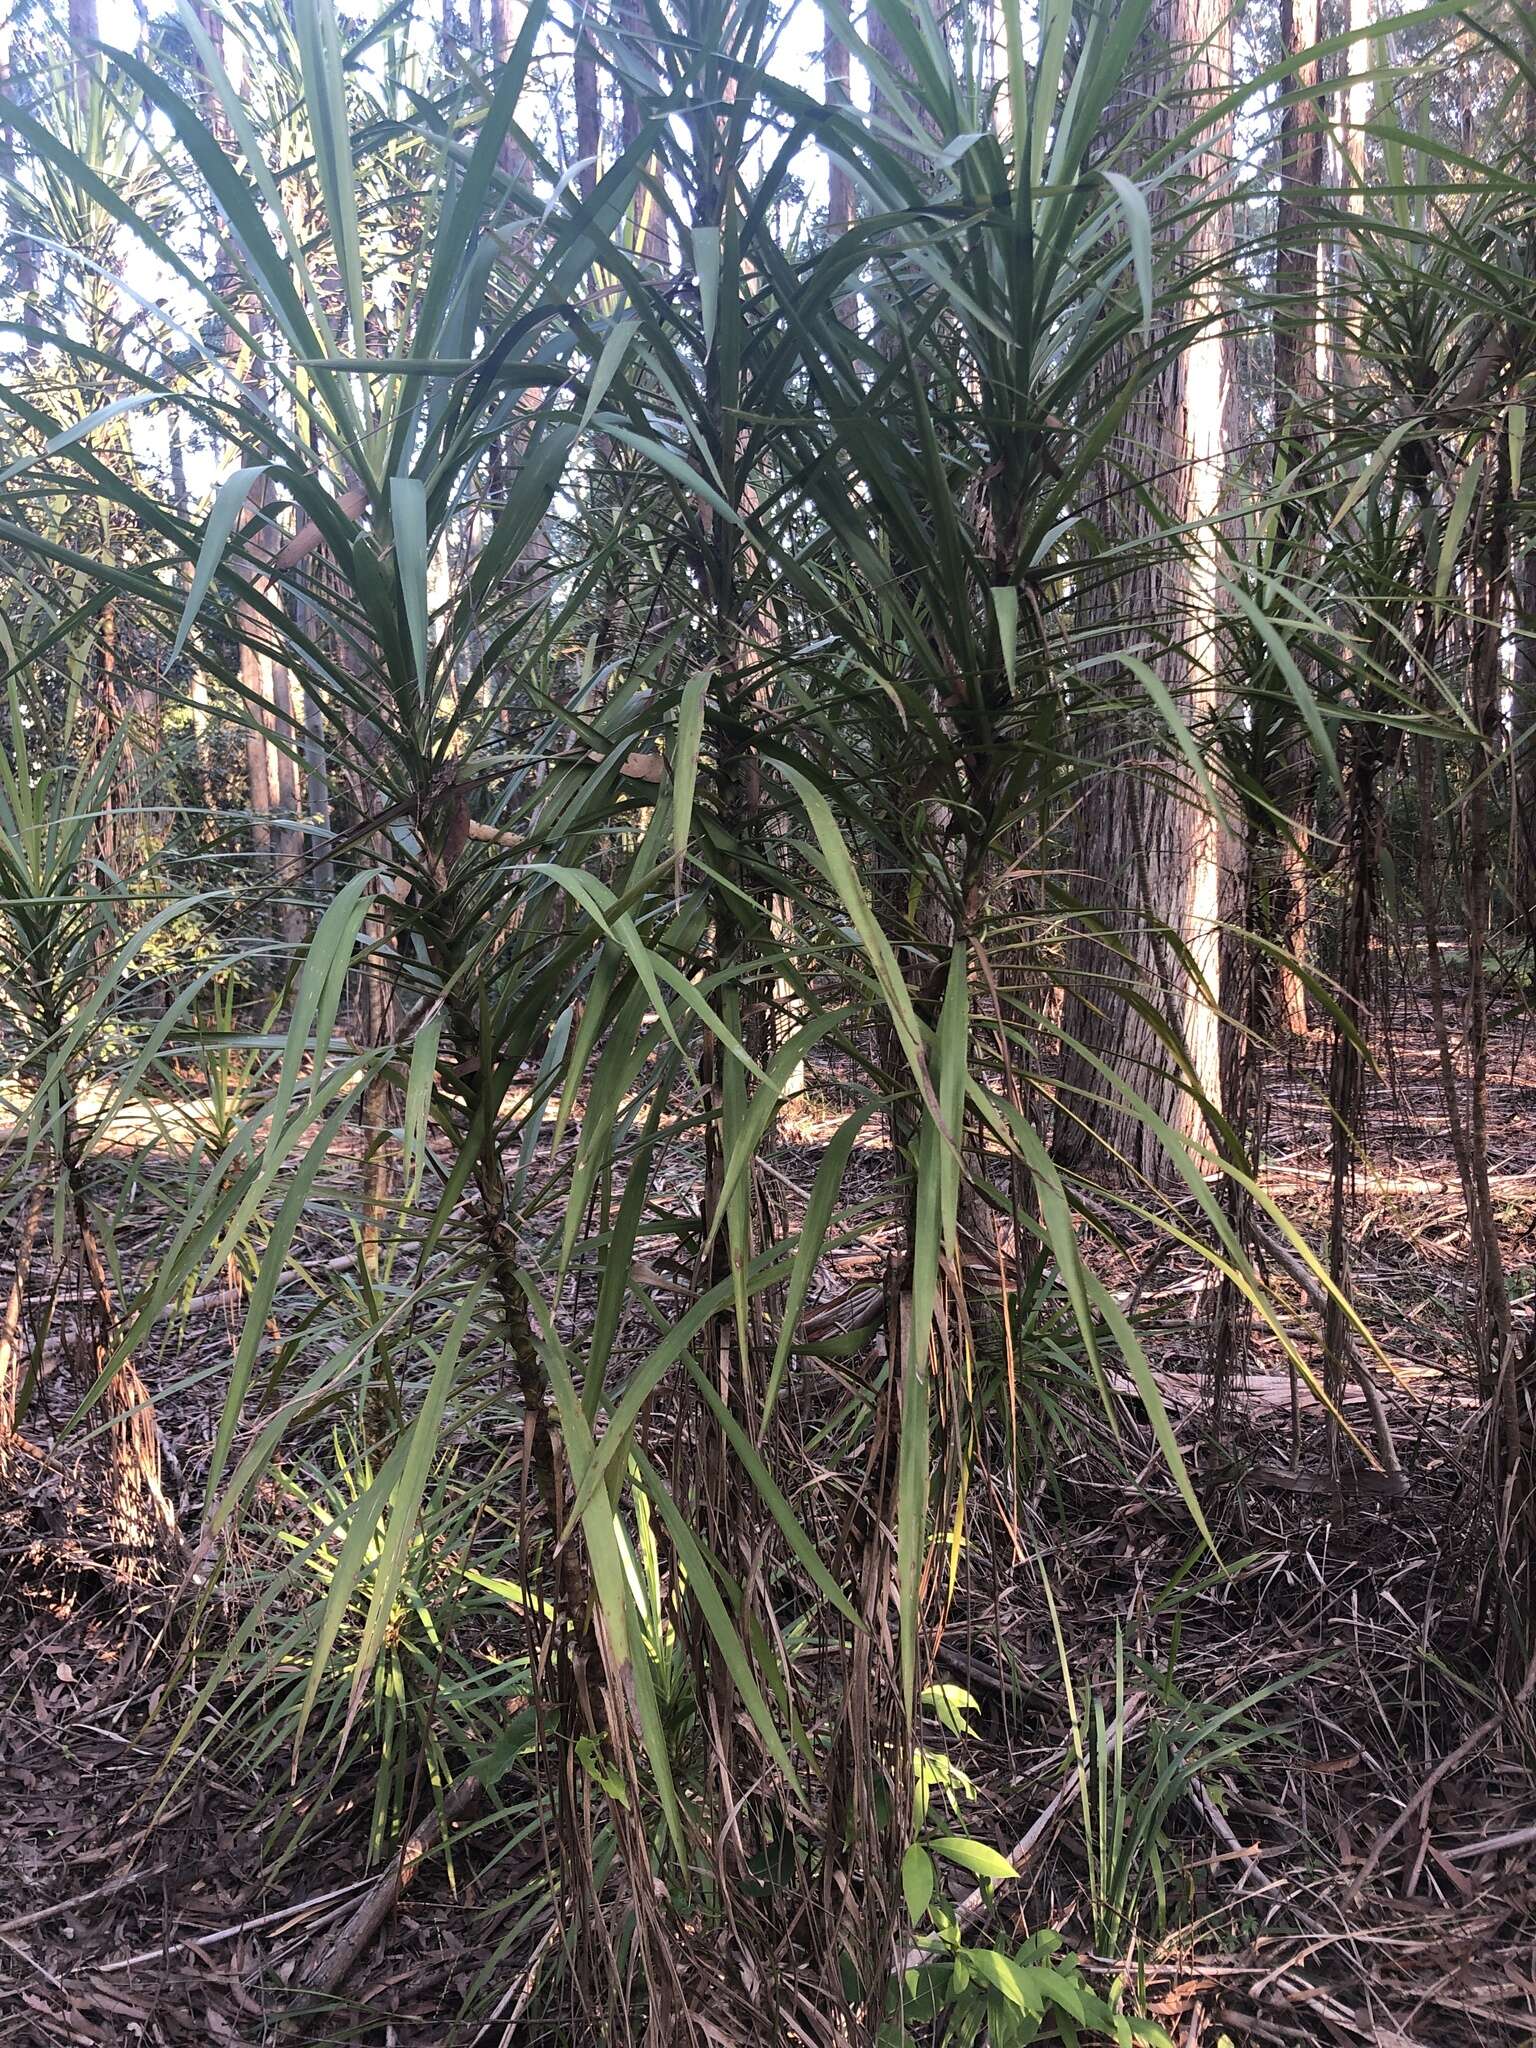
(7, 0), (1536, 2039)
(3, 986), (1533, 2048)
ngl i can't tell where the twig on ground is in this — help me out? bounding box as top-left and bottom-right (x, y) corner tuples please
(0, 1862), (170, 1935)
(91, 1878), (374, 1975)
(299, 1772), (484, 1997)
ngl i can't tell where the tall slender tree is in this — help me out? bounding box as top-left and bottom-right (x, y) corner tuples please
(1055, 0), (1232, 1180)
(824, 18), (855, 239)
(1267, 0), (1326, 1040)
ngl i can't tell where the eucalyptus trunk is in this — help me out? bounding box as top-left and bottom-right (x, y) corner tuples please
(1056, 0), (1231, 1181)
(1269, 0), (1326, 1041)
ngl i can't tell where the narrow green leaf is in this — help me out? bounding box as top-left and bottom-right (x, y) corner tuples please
(1083, 1266), (1216, 1555)
(678, 1351), (858, 1625)
(764, 1104), (876, 1423)
(576, 317), (638, 434)
(897, 1106), (943, 1721)
(591, 418), (740, 528)
(204, 1088), (360, 1508)
(294, 0), (368, 355)
(344, 1284), (483, 1739)
(1225, 582), (1341, 798)
(670, 666), (710, 900)
(292, 1439), (410, 1766)
(1029, 0), (1072, 191)
(264, 869), (375, 1161)
(171, 467), (268, 659)
(694, 226), (721, 355)
(1330, 418), (1418, 529)
(935, 944), (968, 1263)
(390, 475), (430, 694)
(1100, 171), (1154, 339)
(780, 762), (944, 1134)
(401, 1005), (444, 1204)
(1510, 403), (1527, 500)
(990, 585), (1019, 695)
(0, 392), (162, 489)
(631, 1449), (804, 1796)
(1122, 653), (1226, 827)
(1435, 451), (1484, 606)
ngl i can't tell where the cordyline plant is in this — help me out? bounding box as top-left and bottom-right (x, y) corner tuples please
(2, 0), (1495, 2034)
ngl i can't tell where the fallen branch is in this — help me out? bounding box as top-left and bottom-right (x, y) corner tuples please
(0, 1929), (64, 1989)
(260, 486), (368, 578)
(93, 1877), (373, 1975)
(299, 1772), (484, 1996)
(0, 1861), (170, 1935)
(1441, 1819), (1536, 1862)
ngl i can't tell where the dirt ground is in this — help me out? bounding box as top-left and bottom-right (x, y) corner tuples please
(3, 980), (1536, 2046)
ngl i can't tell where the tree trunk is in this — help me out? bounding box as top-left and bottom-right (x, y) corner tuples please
(825, 23), (854, 237)
(1218, 0), (1326, 1369)
(268, 653), (307, 948)
(300, 655), (333, 895)
(573, 12), (600, 201)
(865, 0), (937, 155)
(489, 0), (535, 182)
(1055, 0), (1231, 1182)
(1267, 0), (1326, 1040)
(1512, 7), (1536, 950)
(188, 17), (305, 935)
